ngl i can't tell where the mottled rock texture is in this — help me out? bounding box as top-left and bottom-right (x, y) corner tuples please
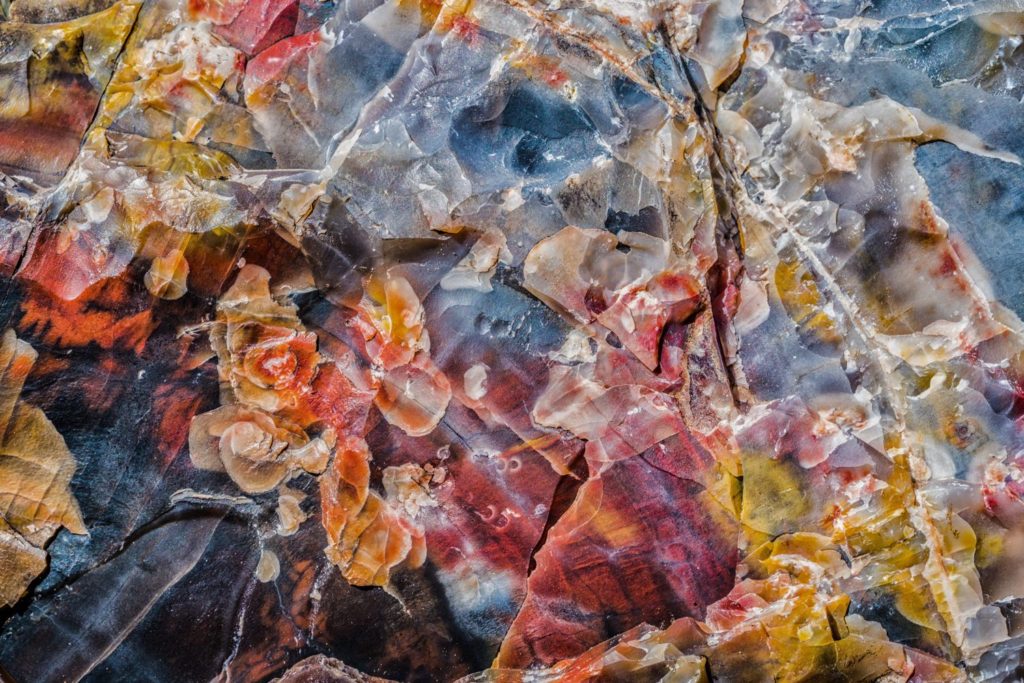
(0, 0), (1023, 681)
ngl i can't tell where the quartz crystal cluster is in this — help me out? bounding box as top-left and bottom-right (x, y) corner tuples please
(0, 0), (1023, 681)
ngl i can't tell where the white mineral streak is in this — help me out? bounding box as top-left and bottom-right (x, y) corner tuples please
(169, 488), (254, 507)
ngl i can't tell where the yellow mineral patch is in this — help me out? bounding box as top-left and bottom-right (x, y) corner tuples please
(0, 330), (85, 607)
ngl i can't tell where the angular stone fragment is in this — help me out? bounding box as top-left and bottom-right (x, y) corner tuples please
(0, 330), (85, 607)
